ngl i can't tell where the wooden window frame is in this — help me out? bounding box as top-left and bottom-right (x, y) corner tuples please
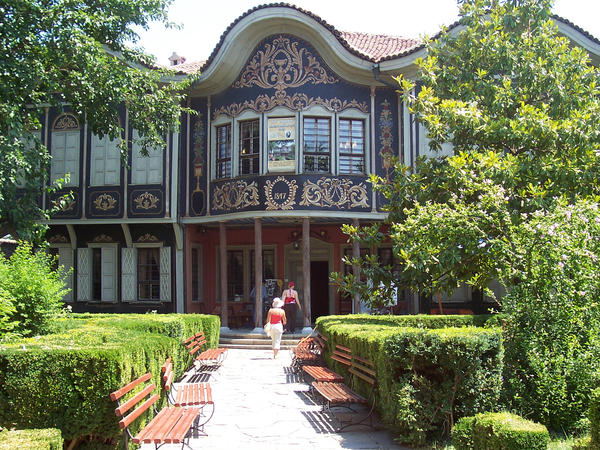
(338, 118), (366, 175)
(302, 117), (331, 174)
(216, 123), (232, 179)
(239, 119), (260, 175)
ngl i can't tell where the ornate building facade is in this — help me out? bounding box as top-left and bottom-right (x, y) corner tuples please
(39, 5), (600, 326)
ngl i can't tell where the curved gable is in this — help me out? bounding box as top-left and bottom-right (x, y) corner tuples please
(190, 5), (417, 94)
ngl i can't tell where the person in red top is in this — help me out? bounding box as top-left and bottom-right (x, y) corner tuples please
(265, 298), (286, 358)
(282, 281), (301, 333)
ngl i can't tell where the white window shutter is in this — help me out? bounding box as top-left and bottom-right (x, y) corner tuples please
(65, 131), (80, 186)
(105, 138), (120, 185)
(77, 248), (92, 301)
(147, 150), (163, 184)
(51, 132), (66, 182)
(101, 247), (116, 302)
(121, 247), (137, 302)
(160, 247), (171, 302)
(58, 248), (73, 302)
(90, 134), (104, 186)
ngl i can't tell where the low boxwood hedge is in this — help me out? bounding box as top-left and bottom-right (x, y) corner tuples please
(0, 428), (62, 449)
(317, 313), (501, 330)
(0, 313), (218, 449)
(452, 412), (549, 449)
(316, 315), (503, 446)
(591, 388), (600, 446)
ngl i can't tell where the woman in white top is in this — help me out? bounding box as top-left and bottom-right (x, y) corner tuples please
(265, 298), (287, 358)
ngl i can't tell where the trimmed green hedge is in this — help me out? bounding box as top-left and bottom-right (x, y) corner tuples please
(317, 313), (501, 330)
(0, 313), (219, 448)
(316, 314), (503, 446)
(0, 428), (62, 449)
(452, 412), (549, 450)
(591, 388), (600, 446)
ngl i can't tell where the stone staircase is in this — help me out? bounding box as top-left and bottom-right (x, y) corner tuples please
(219, 329), (308, 350)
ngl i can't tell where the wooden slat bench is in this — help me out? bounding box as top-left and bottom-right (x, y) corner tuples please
(161, 357), (214, 433)
(302, 334), (345, 383)
(184, 331), (228, 370)
(290, 331), (327, 373)
(110, 372), (199, 449)
(311, 345), (378, 431)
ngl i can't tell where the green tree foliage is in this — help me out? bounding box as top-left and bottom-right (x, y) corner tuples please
(0, 242), (69, 337)
(0, 0), (193, 241)
(502, 201), (600, 431)
(333, 0), (600, 431)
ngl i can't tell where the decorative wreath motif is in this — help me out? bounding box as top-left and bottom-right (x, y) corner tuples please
(93, 193), (117, 211)
(137, 233), (159, 243)
(212, 180), (259, 211)
(264, 176), (298, 210)
(134, 192), (159, 210)
(300, 177), (369, 209)
(93, 234), (114, 243)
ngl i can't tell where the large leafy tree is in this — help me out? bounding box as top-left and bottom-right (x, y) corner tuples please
(333, 0), (600, 430)
(0, 0), (192, 241)
(335, 0), (600, 303)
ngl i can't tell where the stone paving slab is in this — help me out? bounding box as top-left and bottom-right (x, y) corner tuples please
(141, 349), (407, 449)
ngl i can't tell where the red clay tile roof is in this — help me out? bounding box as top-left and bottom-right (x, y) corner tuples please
(339, 31), (421, 62)
(167, 4), (600, 75)
(171, 60), (206, 74)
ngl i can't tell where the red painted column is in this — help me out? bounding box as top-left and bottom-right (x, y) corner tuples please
(219, 221), (228, 329)
(254, 218), (263, 329)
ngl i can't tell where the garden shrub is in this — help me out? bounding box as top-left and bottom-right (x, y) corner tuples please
(501, 203), (600, 431)
(451, 416), (476, 449)
(0, 313), (218, 448)
(573, 436), (594, 449)
(316, 316), (503, 446)
(0, 242), (68, 338)
(0, 428), (62, 449)
(591, 388), (600, 446)
(469, 412), (549, 449)
(317, 313), (500, 330)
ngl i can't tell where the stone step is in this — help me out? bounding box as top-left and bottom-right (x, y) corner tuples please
(220, 337), (300, 344)
(219, 343), (297, 350)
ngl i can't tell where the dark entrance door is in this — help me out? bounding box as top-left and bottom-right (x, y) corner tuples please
(310, 261), (329, 323)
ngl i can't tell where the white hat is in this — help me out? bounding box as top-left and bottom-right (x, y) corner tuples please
(272, 297), (283, 308)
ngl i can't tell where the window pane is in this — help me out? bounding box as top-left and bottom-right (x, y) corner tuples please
(138, 248), (160, 300)
(92, 248), (102, 300)
(227, 250), (244, 300)
(240, 120), (260, 175)
(339, 119), (365, 174)
(303, 117), (330, 173)
(216, 124), (232, 178)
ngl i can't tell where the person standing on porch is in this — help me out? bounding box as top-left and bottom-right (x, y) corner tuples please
(282, 281), (301, 333)
(266, 298), (286, 358)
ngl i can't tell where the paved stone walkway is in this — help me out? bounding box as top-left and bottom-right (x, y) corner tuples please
(143, 348), (406, 449)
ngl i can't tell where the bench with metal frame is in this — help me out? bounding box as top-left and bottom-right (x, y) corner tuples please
(110, 372), (199, 449)
(183, 331), (228, 370)
(290, 330), (327, 372)
(311, 344), (377, 431)
(301, 333), (345, 383)
(161, 357), (214, 433)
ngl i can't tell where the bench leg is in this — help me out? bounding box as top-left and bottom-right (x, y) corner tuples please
(193, 403), (215, 433)
(335, 401), (376, 432)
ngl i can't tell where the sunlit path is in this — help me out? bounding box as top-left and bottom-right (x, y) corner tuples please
(141, 348), (406, 449)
